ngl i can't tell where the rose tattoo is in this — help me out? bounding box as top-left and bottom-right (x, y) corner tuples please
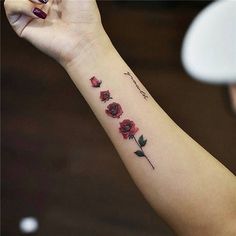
(119, 119), (139, 139)
(89, 75), (155, 170)
(100, 90), (112, 102)
(90, 76), (102, 87)
(119, 119), (155, 169)
(105, 102), (123, 118)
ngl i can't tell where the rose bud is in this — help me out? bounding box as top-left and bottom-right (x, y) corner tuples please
(119, 119), (139, 139)
(105, 102), (123, 118)
(100, 90), (112, 102)
(90, 76), (102, 87)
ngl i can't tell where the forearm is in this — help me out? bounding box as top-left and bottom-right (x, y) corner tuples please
(64, 33), (236, 235)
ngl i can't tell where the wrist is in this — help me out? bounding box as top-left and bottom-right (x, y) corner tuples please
(61, 27), (114, 71)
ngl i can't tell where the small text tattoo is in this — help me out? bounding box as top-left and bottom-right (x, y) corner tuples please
(124, 72), (148, 100)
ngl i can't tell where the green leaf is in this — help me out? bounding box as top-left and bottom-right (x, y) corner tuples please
(134, 150), (144, 157)
(138, 135), (147, 147)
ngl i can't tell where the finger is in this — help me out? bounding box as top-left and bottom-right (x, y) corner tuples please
(29, 0), (48, 4)
(4, 0), (47, 24)
(29, 0), (50, 19)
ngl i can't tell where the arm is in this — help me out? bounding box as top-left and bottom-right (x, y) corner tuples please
(65, 33), (236, 236)
(4, 0), (236, 235)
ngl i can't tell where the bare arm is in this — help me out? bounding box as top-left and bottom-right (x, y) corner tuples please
(4, 0), (236, 235)
(64, 34), (236, 236)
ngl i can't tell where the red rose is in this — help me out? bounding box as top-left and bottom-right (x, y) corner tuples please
(100, 90), (112, 102)
(90, 76), (102, 87)
(119, 119), (139, 139)
(105, 102), (123, 118)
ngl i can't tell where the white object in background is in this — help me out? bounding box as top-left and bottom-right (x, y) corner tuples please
(19, 217), (39, 234)
(181, 0), (236, 84)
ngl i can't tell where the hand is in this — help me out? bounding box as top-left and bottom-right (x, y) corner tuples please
(4, 0), (107, 66)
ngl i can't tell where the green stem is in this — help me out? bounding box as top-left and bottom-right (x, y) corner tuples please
(133, 136), (155, 170)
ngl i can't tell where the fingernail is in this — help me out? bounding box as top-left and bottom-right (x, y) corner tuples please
(39, 0), (48, 3)
(33, 8), (47, 19)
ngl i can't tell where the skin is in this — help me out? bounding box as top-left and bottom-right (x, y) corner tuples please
(4, 0), (236, 235)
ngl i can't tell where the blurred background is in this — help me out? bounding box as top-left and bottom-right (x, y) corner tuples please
(2, 1), (236, 236)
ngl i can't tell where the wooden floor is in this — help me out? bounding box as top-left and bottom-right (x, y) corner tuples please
(2, 1), (236, 235)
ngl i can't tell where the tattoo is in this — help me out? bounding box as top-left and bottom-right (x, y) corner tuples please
(90, 76), (102, 87)
(105, 102), (123, 118)
(100, 90), (112, 102)
(119, 119), (155, 169)
(124, 72), (148, 100)
(89, 75), (155, 170)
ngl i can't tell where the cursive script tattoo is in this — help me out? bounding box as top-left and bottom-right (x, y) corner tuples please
(124, 72), (148, 100)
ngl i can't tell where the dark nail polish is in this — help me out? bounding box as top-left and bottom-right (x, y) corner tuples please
(39, 0), (48, 3)
(33, 8), (47, 19)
